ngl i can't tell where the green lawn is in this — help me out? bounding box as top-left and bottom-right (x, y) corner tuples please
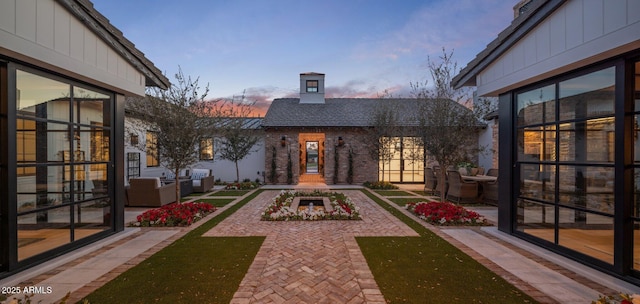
(194, 198), (235, 207)
(209, 190), (250, 197)
(358, 190), (537, 303)
(411, 190), (434, 197)
(83, 190), (264, 304)
(374, 190), (416, 196)
(387, 197), (426, 206)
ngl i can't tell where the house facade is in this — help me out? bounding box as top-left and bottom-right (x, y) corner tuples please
(124, 115), (265, 183)
(262, 73), (452, 185)
(453, 0), (640, 284)
(0, 0), (168, 277)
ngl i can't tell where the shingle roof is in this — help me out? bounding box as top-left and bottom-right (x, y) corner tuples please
(216, 117), (263, 130)
(263, 98), (428, 128)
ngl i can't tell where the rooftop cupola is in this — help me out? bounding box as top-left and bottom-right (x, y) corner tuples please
(299, 72), (325, 104)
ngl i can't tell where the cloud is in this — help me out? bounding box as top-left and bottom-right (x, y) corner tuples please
(351, 0), (513, 63)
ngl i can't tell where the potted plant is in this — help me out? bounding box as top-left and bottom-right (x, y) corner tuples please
(457, 162), (478, 176)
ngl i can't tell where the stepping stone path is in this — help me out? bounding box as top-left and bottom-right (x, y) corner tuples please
(203, 190), (418, 303)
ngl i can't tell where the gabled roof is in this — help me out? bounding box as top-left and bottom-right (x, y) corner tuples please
(263, 98), (420, 128)
(452, 0), (565, 89)
(216, 117), (263, 130)
(57, 0), (170, 89)
(262, 98), (480, 128)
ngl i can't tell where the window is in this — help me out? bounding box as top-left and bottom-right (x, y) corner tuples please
(14, 67), (113, 261)
(200, 138), (214, 160)
(16, 117), (36, 176)
(515, 65), (616, 265)
(146, 131), (159, 167)
(306, 80), (318, 93)
(127, 152), (140, 180)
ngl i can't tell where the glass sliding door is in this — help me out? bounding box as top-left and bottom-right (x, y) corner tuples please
(515, 65), (616, 265)
(15, 68), (113, 262)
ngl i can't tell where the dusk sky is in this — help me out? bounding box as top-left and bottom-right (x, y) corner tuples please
(91, 0), (515, 115)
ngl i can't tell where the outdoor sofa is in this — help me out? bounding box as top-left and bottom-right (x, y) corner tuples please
(127, 177), (176, 207)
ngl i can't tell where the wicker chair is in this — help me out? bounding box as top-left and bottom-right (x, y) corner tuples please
(446, 170), (478, 203)
(483, 176), (499, 205)
(190, 168), (215, 192)
(127, 178), (176, 207)
(424, 168), (438, 195)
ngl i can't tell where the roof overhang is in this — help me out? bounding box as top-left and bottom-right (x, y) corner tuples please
(57, 0), (170, 90)
(452, 0), (566, 90)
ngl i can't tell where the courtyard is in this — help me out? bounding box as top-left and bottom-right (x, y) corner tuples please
(0, 185), (633, 303)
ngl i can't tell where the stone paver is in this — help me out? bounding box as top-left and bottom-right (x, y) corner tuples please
(443, 229), (600, 304)
(203, 190), (418, 303)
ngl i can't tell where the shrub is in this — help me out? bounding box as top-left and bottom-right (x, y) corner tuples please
(363, 181), (398, 189)
(133, 202), (215, 227)
(406, 201), (487, 226)
(224, 181), (259, 190)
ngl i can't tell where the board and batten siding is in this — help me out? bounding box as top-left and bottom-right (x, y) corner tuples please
(0, 0), (146, 96)
(477, 0), (640, 96)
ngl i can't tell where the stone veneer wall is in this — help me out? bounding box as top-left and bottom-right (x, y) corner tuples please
(264, 128), (378, 184)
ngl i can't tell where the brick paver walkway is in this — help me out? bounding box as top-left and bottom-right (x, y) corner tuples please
(203, 190), (419, 304)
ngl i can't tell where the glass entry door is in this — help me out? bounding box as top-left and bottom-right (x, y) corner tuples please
(306, 141), (319, 173)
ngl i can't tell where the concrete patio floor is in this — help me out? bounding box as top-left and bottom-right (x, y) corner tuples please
(0, 185), (638, 303)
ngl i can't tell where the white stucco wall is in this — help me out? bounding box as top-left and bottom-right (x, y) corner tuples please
(125, 117), (266, 184)
(0, 0), (146, 96)
(477, 0), (640, 96)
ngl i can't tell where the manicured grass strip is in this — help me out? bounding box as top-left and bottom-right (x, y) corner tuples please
(387, 197), (426, 207)
(358, 190), (537, 303)
(411, 190), (434, 197)
(209, 190), (250, 197)
(194, 198), (235, 207)
(83, 190), (265, 304)
(374, 190), (415, 196)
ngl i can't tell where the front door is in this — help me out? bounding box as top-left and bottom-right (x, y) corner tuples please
(306, 141), (319, 173)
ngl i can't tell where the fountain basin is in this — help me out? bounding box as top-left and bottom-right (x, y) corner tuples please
(291, 197), (333, 212)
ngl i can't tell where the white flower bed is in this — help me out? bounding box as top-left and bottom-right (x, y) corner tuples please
(261, 190), (361, 221)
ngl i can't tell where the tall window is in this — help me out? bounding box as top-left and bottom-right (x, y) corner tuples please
(378, 136), (424, 183)
(15, 68), (113, 261)
(200, 138), (214, 160)
(146, 131), (159, 167)
(306, 80), (318, 92)
(515, 65), (616, 264)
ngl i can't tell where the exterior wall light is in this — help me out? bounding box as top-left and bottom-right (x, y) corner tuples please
(281, 136), (287, 147)
(338, 136), (344, 147)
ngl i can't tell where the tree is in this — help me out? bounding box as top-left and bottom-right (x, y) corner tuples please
(127, 68), (220, 201)
(365, 91), (402, 182)
(215, 94), (261, 182)
(412, 48), (489, 202)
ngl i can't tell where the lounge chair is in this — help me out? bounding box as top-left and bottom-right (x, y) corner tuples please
(191, 168), (215, 192)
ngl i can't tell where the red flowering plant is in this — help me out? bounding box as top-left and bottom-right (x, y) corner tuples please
(133, 202), (216, 227)
(405, 201), (488, 226)
(592, 293), (640, 304)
